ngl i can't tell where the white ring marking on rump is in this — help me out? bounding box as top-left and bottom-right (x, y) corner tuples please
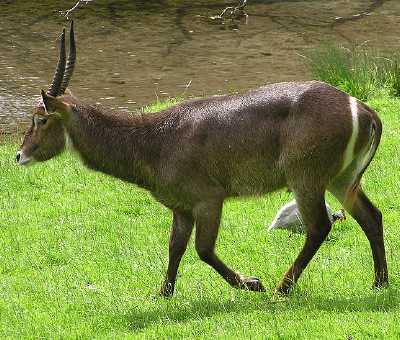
(340, 96), (359, 173)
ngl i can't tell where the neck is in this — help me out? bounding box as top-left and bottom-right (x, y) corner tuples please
(64, 103), (162, 189)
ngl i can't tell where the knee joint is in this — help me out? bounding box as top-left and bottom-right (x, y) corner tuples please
(196, 247), (213, 263)
(308, 220), (332, 240)
(373, 207), (383, 226)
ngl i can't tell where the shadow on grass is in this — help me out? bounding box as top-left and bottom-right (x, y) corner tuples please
(122, 284), (399, 331)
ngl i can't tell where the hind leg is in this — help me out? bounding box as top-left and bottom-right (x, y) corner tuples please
(276, 189), (332, 295)
(329, 183), (388, 288)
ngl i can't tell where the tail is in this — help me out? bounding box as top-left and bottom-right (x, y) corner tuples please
(353, 109), (382, 187)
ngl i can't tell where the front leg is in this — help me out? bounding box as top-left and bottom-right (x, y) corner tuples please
(160, 210), (194, 297)
(194, 200), (265, 292)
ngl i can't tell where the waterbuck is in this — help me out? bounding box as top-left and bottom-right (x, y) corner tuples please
(17, 22), (388, 297)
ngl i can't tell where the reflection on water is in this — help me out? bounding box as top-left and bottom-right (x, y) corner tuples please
(1, 0), (400, 134)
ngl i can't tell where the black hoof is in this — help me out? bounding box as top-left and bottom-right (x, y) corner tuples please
(373, 280), (389, 290)
(275, 275), (295, 296)
(373, 272), (389, 290)
(160, 282), (174, 298)
(275, 285), (290, 296)
(239, 277), (266, 292)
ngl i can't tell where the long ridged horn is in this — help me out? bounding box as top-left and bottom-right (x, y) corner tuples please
(59, 21), (76, 95)
(47, 29), (66, 97)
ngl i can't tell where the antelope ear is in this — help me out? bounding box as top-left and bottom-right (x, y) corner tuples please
(40, 89), (72, 116)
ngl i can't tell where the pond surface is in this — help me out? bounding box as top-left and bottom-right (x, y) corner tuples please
(1, 0), (400, 134)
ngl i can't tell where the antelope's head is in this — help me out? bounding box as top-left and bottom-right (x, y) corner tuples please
(17, 22), (76, 166)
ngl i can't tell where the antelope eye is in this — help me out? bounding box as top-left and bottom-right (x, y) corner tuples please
(38, 117), (48, 126)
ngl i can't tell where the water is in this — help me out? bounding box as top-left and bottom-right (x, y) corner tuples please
(1, 0), (400, 134)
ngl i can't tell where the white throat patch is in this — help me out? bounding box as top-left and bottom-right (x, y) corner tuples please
(64, 129), (74, 151)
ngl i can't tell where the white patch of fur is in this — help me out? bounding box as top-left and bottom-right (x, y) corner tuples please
(340, 96), (359, 173)
(64, 129), (74, 152)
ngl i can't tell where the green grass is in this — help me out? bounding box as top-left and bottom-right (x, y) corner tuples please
(142, 97), (184, 113)
(0, 95), (399, 338)
(307, 45), (400, 101)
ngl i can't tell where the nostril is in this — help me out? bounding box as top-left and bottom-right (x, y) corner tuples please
(16, 152), (21, 163)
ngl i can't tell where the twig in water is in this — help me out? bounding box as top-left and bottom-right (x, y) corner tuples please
(183, 80), (192, 96)
(210, 0), (248, 24)
(63, 0), (94, 19)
